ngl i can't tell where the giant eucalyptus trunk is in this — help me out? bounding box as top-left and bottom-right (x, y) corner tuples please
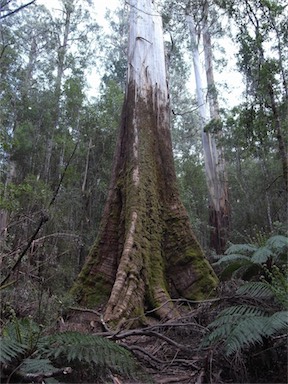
(72, 0), (218, 324)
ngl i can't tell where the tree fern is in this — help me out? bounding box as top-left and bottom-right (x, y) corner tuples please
(266, 235), (288, 256)
(1, 318), (139, 382)
(203, 270), (288, 357)
(203, 305), (288, 356)
(214, 235), (288, 280)
(203, 242), (288, 357)
(46, 331), (137, 377)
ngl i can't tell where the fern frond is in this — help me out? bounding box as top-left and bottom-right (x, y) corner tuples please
(225, 311), (288, 355)
(236, 282), (274, 299)
(210, 305), (267, 325)
(213, 254), (251, 266)
(263, 311), (288, 336)
(219, 261), (246, 280)
(266, 235), (288, 254)
(20, 358), (56, 374)
(3, 318), (41, 348)
(0, 336), (27, 363)
(251, 246), (273, 264)
(203, 305), (268, 345)
(225, 244), (257, 255)
(204, 304), (287, 356)
(45, 331), (137, 377)
(202, 322), (234, 346)
(225, 316), (267, 355)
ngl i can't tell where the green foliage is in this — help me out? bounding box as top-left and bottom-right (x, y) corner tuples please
(0, 337), (26, 364)
(204, 118), (223, 134)
(0, 175), (52, 212)
(203, 254), (288, 356)
(214, 235), (288, 280)
(203, 304), (288, 355)
(46, 331), (136, 376)
(0, 317), (138, 383)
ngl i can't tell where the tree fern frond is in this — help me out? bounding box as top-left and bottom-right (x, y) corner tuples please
(212, 305), (267, 320)
(220, 261), (246, 280)
(0, 336), (27, 363)
(266, 235), (288, 254)
(225, 316), (267, 355)
(251, 246), (273, 264)
(225, 244), (257, 255)
(204, 305), (287, 356)
(263, 311), (288, 336)
(201, 322), (234, 346)
(20, 358), (56, 374)
(236, 282), (274, 299)
(213, 254), (252, 266)
(204, 305), (267, 347)
(46, 331), (137, 377)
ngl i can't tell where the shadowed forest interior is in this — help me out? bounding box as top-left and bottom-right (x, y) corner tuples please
(0, 0), (287, 383)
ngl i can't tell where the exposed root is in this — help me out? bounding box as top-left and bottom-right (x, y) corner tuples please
(152, 286), (179, 320)
(104, 211), (145, 322)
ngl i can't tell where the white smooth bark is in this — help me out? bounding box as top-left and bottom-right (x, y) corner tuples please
(186, 14), (219, 209)
(202, 7), (229, 214)
(128, 0), (168, 101)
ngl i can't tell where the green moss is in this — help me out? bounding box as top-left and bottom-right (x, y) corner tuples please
(185, 270), (218, 300)
(71, 273), (112, 308)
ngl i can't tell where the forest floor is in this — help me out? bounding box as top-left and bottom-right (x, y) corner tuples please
(62, 296), (287, 384)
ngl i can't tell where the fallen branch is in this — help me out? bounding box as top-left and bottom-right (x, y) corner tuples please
(125, 344), (199, 369)
(112, 328), (192, 352)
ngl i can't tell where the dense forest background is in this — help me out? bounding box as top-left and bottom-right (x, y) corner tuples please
(0, 0), (287, 383)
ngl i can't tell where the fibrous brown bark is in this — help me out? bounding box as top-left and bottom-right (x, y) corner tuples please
(71, 0), (218, 324)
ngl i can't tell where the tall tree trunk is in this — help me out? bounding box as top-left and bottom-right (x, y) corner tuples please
(44, 1), (72, 181)
(268, 84), (288, 192)
(0, 159), (16, 245)
(72, 0), (218, 324)
(186, 11), (229, 254)
(202, 2), (230, 253)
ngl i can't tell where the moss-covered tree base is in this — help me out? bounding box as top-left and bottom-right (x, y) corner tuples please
(71, 84), (218, 324)
(71, 0), (218, 325)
